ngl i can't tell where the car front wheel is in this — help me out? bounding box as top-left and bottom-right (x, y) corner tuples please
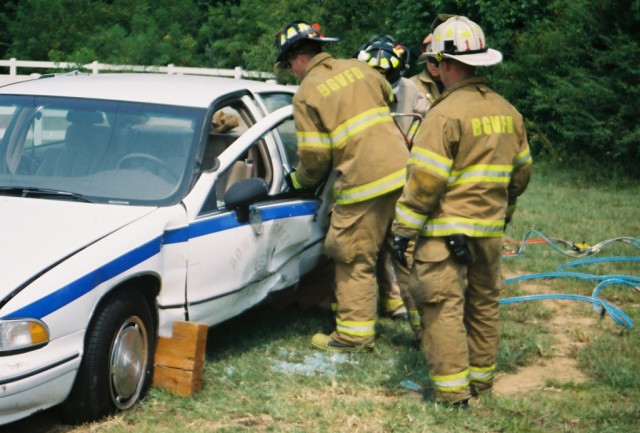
(61, 290), (156, 424)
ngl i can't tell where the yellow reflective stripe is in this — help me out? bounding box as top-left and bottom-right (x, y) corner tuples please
(420, 217), (504, 237)
(409, 309), (421, 328)
(430, 368), (470, 392)
(334, 168), (405, 204)
(386, 82), (394, 104)
(409, 147), (452, 179)
(336, 318), (376, 337)
(290, 172), (303, 189)
(408, 121), (420, 138)
(384, 298), (404, 311)
(469, 365), (496, 383)
(516, 147), (532, 166)
(396, 201), (428, 231)
(297, 131), (332, 149)
(330, 106), (393, 148)
(448, 164), (513, 186)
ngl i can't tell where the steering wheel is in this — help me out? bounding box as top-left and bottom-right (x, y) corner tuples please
(116, 153), (178, 183)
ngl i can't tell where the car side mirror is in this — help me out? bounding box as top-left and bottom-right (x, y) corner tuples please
(224, 177), (269, 223)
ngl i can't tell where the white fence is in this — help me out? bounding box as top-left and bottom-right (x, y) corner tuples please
(0, 58), (276, 85)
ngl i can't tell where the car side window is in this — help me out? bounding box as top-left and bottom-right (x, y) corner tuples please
(259, 92), (293, 113)
(199, 137), (272, 215)
(276, 117), (298, 169)
(202, 105), (247, 171)
(257, 93), (299, 169)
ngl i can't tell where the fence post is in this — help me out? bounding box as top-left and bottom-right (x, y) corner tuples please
(234, 66), (243, 80)
(167, 64), (175, 75)
(9, 58), (16, 76)
(90, 61), (99, 75)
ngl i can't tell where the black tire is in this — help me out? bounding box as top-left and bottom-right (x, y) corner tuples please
(61, 290), (156, 424)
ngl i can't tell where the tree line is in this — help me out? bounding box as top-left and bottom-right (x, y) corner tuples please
(1, 0), (638, 179)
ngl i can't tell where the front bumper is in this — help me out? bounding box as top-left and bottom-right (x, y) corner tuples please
(0, 332), (82, 426)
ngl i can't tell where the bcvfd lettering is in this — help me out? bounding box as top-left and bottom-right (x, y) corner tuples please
(316, 67), (365, 97)
(471, 115), (514, 137)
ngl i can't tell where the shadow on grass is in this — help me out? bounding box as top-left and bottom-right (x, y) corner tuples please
(205, 300), (335, 361)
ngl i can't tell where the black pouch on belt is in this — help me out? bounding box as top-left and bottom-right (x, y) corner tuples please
(445, 234), (473, 264)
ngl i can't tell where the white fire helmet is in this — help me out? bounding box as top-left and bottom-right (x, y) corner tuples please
(420, 16), (502, 66)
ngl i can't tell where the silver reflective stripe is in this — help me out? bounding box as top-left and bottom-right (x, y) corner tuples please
(448, 167), (512, 185)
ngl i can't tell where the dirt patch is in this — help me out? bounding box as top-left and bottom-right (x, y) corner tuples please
(494, 270), (597, 396)
(494, 356), (586, 396)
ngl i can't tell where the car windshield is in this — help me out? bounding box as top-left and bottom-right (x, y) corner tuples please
(0, 95), (205, 206)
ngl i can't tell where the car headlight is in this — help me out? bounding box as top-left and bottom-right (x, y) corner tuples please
(0, 319), (50, 354)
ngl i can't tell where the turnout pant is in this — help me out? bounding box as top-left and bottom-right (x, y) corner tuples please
(323, 190), (401, 346)
(409, 236), (504, 403)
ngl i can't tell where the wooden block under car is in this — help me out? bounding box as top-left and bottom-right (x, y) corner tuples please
(152, 321), (208, 396)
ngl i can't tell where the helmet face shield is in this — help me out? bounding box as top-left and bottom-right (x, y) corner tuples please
(421, 16), (502, 66)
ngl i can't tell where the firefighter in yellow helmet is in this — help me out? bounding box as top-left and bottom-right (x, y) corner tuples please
(392, 16), (532, 406)
(275, 20), (409, 351)
(355, 34), (428, 337)
(356, 35), (429, 138)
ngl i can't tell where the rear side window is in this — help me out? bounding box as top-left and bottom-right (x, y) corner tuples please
(259, 92), (294, 113)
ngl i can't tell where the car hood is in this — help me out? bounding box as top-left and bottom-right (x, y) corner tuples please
(0, 197), (156, 292)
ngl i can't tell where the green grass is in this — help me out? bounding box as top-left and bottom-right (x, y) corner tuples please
(9, 164), (640, 432)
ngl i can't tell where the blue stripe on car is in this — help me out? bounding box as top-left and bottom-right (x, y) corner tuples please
(2, 201), (319, 320)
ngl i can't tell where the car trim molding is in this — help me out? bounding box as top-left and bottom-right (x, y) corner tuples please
(2, 201), (319, 320)
(0, 353), (79, 384)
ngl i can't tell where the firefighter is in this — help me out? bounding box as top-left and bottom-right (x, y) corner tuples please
(410, 14), (453, 103)
(355, 34), (427, 336)
(356, 35), (429, 139)
(392, 16), (532, 406)
(274, 20), (409, 351)
(410, 33), (443, 104)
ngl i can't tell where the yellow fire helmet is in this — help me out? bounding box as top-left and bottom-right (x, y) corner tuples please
(420, 16), (502, 67)
(274, 20), (338, 64)
(355, 35), (409, 85)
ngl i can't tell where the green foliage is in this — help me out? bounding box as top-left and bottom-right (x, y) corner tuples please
(487, 0), (640, 177)
(6, 0), (202, 66)
(1, 0), (638, 178)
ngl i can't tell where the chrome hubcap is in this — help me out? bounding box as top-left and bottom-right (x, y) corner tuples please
(110, 316), (148, 409)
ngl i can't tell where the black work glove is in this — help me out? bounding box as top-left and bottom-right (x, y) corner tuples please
(392, 235), (410, 267)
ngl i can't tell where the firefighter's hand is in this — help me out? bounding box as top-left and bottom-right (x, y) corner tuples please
(392, 235), (410, 267)
(285, 171), (315, 195)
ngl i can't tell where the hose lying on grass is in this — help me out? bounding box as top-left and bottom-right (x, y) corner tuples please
(503, 229), (640, 258)
(500, 231), (639, 329)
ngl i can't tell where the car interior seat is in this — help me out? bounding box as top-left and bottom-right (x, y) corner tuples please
(37, 110), (111, 177)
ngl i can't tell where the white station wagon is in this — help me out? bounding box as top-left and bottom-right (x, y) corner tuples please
(0, 73), (331, 425)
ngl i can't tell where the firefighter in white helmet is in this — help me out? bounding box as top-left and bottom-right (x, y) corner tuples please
(355, 34), (428, 338)
(392, 16), (532, 407)
(275, 20), (409, 352)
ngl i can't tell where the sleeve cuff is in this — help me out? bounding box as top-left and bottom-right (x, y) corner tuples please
(291, 172), (304, 189)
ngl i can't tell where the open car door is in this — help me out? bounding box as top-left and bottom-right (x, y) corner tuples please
(182, 105), (330, 326)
